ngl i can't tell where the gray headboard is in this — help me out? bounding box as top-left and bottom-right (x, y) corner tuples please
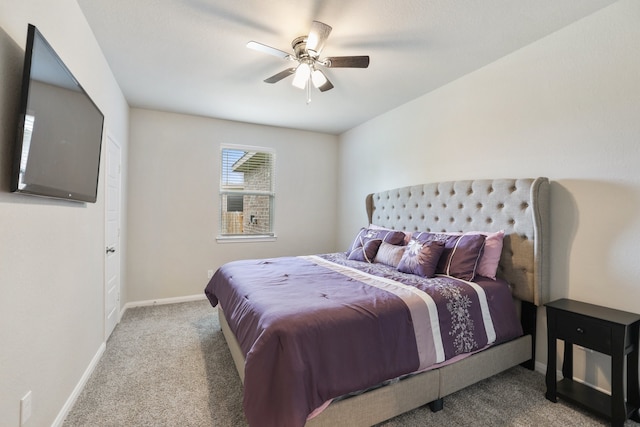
(366, 178), (550, 306)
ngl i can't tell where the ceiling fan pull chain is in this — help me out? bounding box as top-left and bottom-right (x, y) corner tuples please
(306, 77), (312, 104)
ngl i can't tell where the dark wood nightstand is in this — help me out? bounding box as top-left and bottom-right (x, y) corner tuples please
(545, 298), (640, 426)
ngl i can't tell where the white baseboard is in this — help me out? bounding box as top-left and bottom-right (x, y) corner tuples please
(120, 293), (207, 318)
(52, 342), (106, 427)
(52, 295), (207, 426)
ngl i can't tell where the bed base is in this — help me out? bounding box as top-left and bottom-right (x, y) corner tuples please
(520, 300), (538, 370)
(219, 306), (531, 426)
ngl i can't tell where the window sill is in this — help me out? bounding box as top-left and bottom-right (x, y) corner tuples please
(216, 235), (277, 244)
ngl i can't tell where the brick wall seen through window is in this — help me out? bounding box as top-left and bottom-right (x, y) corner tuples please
(219, 146), (275, 238)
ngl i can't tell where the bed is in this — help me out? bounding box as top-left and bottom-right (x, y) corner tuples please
(205, 177), (550, 427)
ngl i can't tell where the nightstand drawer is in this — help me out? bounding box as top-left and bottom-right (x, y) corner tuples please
(556, 312), (611, 354)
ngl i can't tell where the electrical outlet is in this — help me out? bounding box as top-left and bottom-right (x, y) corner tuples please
(20, 391), (32, 425)
(207, 270), (214, 279)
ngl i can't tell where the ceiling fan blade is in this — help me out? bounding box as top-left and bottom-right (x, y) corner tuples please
(312, 69), (334, 92)
(317, 78), (334, 92)
(325, 56), (370, 68)
(247, 41), (292, 60)
(306, 21), (332, 56)
(264, 68), (296, 84)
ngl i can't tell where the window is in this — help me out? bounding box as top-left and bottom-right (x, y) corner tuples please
(218, 145), (275, 241)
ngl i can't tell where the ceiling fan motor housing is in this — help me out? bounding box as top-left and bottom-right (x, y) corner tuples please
(292, 36), (310, 59)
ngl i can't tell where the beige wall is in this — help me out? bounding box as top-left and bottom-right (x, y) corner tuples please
(0, 1), (129, 426)
(338, 0), (640, 392)
(126, 109), (338, 302)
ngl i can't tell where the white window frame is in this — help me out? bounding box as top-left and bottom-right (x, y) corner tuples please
(217, 143), (276, 243)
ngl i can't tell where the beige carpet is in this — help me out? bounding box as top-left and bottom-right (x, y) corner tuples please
(63, 299), (640, 426)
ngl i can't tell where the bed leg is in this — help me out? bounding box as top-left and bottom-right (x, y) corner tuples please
(428, 398), (444, 412)
(520, 300), (537, 370)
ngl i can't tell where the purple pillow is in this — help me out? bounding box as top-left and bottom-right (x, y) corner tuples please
(347, 238), (383, 263)
(397, 236), (445, 278)
(346, 227), (406, 257)
(430, 230), (504, 279)
(474, 230), (504, 279)
(368, 224), (412, 245)
(435, 233), (486, 281)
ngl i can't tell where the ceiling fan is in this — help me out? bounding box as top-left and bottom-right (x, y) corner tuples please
(247, 21), (370, 103)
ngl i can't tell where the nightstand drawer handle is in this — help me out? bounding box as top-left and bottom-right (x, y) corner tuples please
(576, 327), (584, 334)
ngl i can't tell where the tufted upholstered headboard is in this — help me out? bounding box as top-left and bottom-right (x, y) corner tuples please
(366, 178), (550, 306)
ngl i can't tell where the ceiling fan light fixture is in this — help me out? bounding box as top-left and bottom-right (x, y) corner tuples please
(311, 69), (327, 88)
(292, 63), (310, 89)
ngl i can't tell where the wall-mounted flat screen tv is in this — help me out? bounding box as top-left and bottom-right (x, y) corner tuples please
(11, 24), (104, 203)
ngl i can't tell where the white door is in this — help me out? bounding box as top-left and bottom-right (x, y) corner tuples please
(105, 133), (122, 340)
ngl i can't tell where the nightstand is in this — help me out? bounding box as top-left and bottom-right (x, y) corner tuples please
(545, 298), (640, 426)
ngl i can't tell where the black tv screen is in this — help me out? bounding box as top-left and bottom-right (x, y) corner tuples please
(11, 24), (104, 203)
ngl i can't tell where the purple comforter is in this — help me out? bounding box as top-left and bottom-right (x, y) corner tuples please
(204, 253), (522, 427)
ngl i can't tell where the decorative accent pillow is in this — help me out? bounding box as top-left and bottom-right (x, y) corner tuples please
(434, 233), (486, 281)
(374, 242), (406, 268)
(346, 227), (406, 257)
(397, 235), (445, 278)
(347, 238), (383, 263)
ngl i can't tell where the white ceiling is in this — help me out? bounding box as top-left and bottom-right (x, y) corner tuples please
(76, 0), (616, 135)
